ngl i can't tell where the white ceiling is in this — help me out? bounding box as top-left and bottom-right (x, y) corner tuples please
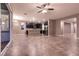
(10, 3), (79, 21)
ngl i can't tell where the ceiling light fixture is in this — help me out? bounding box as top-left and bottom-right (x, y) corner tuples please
(21, 22), (25, 25)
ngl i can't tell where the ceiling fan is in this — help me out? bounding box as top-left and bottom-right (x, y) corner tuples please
(36, 3), (54, 13)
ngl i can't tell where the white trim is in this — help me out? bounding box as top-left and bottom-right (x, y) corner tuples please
(0, 40), (12, 56)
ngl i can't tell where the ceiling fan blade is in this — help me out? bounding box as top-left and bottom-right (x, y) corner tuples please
(41, 3), (47, 8)
(36, 6), (41, 9)
(42, 3), (50, 8)
(48, 8), (54, 10)
(37, 10), (43, 13)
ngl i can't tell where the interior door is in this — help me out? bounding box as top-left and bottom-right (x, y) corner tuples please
(64, 22), (71, 34)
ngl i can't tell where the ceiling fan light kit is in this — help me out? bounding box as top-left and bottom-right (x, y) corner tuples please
(41, 10), (47, 13)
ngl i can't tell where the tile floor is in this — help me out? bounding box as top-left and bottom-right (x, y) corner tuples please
(4, 34), (78, 56)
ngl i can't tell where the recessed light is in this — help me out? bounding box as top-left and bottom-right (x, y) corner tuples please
(2, 22), (5, 25)
(13, 15), (23, 20)
(24, 13), (27, 15)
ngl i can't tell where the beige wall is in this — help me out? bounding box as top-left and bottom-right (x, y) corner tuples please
(64, 23), (71, 34)
(48, 18), (76, 36)
(48, 20), (56, 36)
(48, 20), (64, 36)
(56, 20), (64, 36)
(77, 15), (79, 38)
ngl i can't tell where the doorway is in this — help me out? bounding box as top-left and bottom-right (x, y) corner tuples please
(63, 18), (77, 36)
(13, 20), (48, 36)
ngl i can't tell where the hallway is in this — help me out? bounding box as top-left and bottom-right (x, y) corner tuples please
(4, 34), (78, 56)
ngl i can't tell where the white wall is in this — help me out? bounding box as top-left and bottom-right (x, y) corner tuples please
(56, 20), (64, 36)
(71, 22), (77, 33)
(48, 18), (76, 37)
(63, 18), (77, 35)
(64, 23), (71, 34)
(77, 15), (79, 38)
(48, 19), (64, 36)
(48, 20), (56, 36)
(13, 21), (25, 34)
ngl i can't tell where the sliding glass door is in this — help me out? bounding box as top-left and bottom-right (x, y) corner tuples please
(1, 3), (10, 52)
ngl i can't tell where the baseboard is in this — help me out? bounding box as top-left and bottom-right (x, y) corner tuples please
(0, 40), (12, 56)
